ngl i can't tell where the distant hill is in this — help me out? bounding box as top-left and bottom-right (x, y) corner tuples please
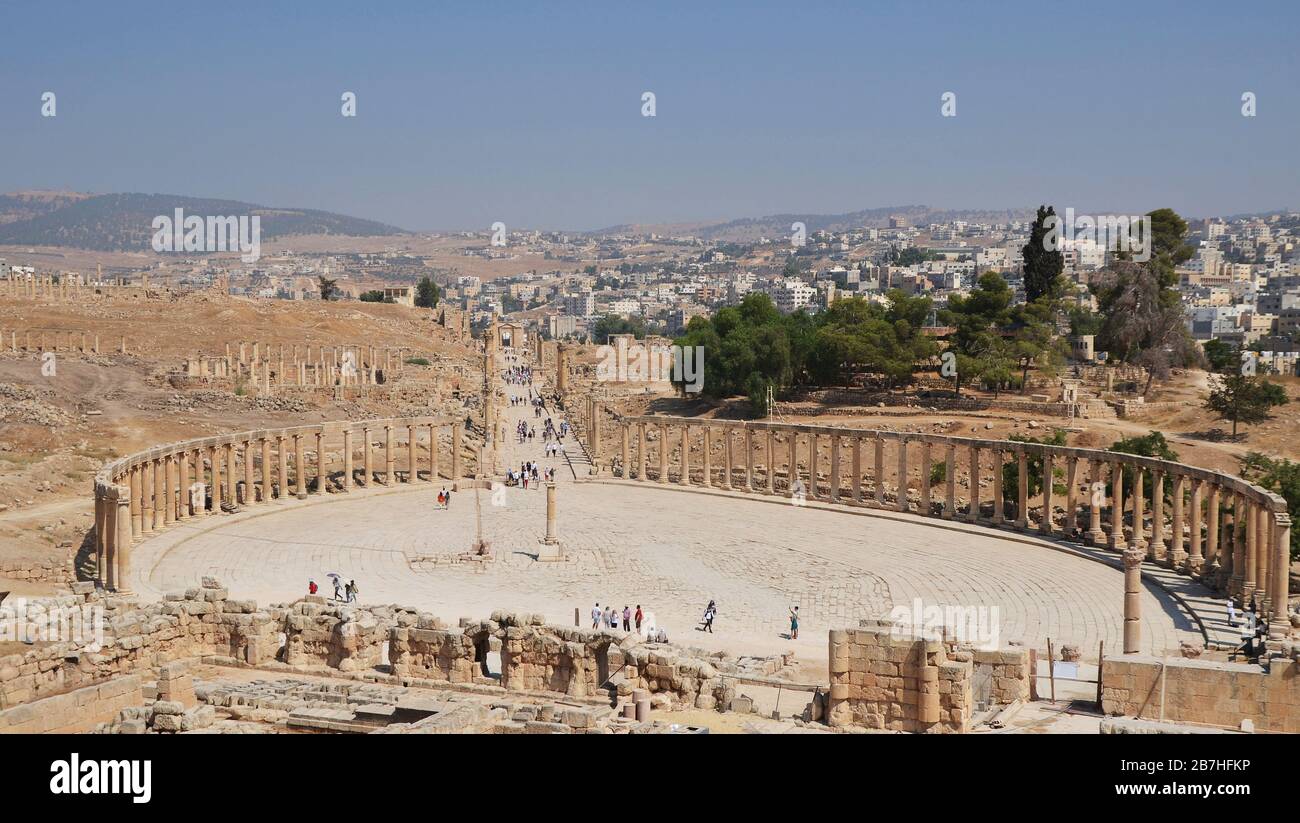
(0, 191), (409, 251)
(593, 205), (1038, 241)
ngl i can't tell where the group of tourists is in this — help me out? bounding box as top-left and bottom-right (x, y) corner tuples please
(436, 487), (453, 508)
(515, 420), (536, 443)
(592, 602), (644, 634)
(307, 577), (360, 603)
(504, 365), (532, 386)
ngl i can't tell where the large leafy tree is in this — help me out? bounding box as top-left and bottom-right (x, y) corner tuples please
(1093, 209), (1202, 395)
(1205, 373), (1289, 438)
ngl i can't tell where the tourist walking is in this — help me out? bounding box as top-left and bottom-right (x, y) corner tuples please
(591, 602), (601, 629)
(622, 605), (631, 632)
(634, 605), (643, 633)
(701, 599), (716, 633)
(789, 606), (799, 640)
(308, 580), (318, 596)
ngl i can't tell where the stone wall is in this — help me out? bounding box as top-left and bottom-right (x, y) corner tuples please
(0, 556), (75, 584)
(0, 674), (143, 734)
(971, 647), (1032, 706)
(827, 620), (973, 733)
(282, 597), (388, 671)
(0, 577), (278, 708)
(1101, 653), (1300, 732)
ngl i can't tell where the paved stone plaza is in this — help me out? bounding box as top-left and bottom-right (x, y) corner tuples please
(129, 475), (1204, 660)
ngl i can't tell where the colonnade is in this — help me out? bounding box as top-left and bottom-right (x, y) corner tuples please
(599, 413), (1293, 652)
(92, 416), (465, 592)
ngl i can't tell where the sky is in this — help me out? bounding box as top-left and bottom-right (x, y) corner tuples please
(1, 0), (1297, 232)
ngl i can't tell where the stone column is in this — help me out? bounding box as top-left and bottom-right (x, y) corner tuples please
(1108, 461), (1125, 550)
(210, 445), (222, 512)
(919, 442), (932, 515)
(384, 425), (395, 485)
(407, 425), (418, 483)
(1257, 504), (1271, 615)
(428, 424), (438, 482)
(256, 437), (269, 503)
(969, 445), (981, 524)
(1148, 468), (1165, 561)
(342, 429), (354, 490)
(1221, 495), (1237, 594)
(766, 429), (776, 494)
(275, 436), (287, 499)
(94, 488), (107, 586)
(945, 443), (957, 520)
(451, 423), (463, 489)
(129, 466), (143, 537)
(700, 426), (711, 487)
(316, 430), (327, 494)
(1122, 548), (1144, 654)
(163, 454), (176, 524)
(153, 457), (166, 530)
(1039, 452), (1053, 535)
(1169, 475), (1185, 569)
(806, 434), (816, 496)
(657, 423), (668, 484)
(114, 488), (132, 593)
(790, 431), (800, 497)
(851, 437), (862, 503)
(225, 442), (237, 507)
(1015, 451), (1028, 530)
(1201, 483), (1217, 577)
(1269, 513), (1292, 641)
(1244, 499), (1258, 606)
(873, 437), (885, 507)
(992, 448), (1005, 526)
(1227, 494), (1248, 598)
(896, 438), (908, 512)
(1188, 479), (1204, 574)
(723, 428), (734, 489)
(621, 424), (631, 480)
(1131, 465), (1146, 553)
(242, 440), (255, 505)
(542, 482), (559, 548)
(1064, 456), (1079, 537)
(680, 425), (690, 486)
(637, 422), (647, 481)
(830, 434), (842, 502)
(744, 427), (754, 490)
(294, 435), (306, 498)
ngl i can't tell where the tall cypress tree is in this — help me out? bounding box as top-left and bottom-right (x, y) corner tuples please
(1021, 205), (1064, 303)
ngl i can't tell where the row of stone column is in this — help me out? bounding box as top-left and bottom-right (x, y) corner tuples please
(2, 329), (131, 354)
(94, 420), (465, 591)
(606, 419), (1292, 647)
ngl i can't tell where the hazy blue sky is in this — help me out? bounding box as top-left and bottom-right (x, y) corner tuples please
(1, 1), (1296, 231)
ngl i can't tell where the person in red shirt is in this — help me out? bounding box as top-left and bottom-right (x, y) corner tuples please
(308, 580), (318, 595)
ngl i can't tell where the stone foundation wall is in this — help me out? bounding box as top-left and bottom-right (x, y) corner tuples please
(0, 674), (143, 734)
(282, 598), (387, 671)
(971, 648), (1032, 705)
(0, 557), (75, 584)
(1101, 654), (1300, 732)
(827, 621), (972, 733)
(389, 617), (481, 684)
(0, 577), (279, 708)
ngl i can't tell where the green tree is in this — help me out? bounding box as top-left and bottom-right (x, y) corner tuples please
(318, 276), (339, 301)
(359, 290), (392, 303)
(415, 276), (441, 308)
(1022, 205), (1064, 302)
(1202, 338), (1235, 373)
(1205, 374), (1289, 438)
